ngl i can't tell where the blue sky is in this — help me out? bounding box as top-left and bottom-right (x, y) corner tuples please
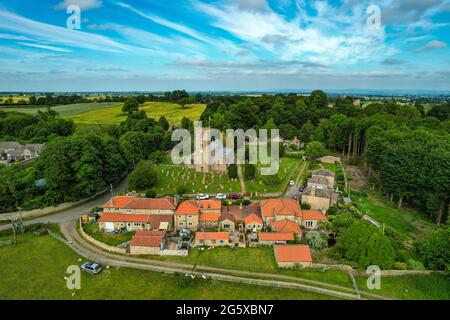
(0, 0), (449, 91)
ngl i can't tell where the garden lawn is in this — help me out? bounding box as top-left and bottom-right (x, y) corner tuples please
(82, 222), (134, 246)
(153, 164), (241, 195)
(67, 102), (205, 125)
(245, 157), (302, 194)
(0, 102), (120, 117)
(357, 273), (450, 300)
(0, 233), (332, 300)
(352, 191), (437, 240)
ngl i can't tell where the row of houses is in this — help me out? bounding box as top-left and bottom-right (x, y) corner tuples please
(0, 141), (44, 162)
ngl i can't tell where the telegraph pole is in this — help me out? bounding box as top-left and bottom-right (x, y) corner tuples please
(10, 214), (16, 245)
(18, 207), (24, 239)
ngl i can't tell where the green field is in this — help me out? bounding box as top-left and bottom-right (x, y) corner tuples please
(352, 191), (437, 240)
(152, 164), (241, 195)
(0, 102), (120, 117)
(68, 102), (206, 125)
(82, 222), (135, 246)
(0, 234), (333, 300)
(245, 156), (302, 194)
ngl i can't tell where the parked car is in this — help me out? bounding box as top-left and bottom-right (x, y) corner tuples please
(216, 193), (227, 199)
(80, 262), (103, 275)
(228, 192), (243, 199)
(299, 185), (305, 192)
(289, 180), (295, 186)
(243, 198), (251, 205)
(196, 193), (209, 200)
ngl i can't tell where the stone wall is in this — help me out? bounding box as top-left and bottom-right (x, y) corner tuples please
(79, 220), (127, 254)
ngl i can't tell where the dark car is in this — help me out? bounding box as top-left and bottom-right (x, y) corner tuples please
(81, 261), (103, 275)
(299, 185), (305, 193)
(228, 192), (242, 199)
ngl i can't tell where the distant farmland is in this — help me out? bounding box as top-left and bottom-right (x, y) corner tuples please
(67, 102), (206, 125)
(0, 102), (121, 118)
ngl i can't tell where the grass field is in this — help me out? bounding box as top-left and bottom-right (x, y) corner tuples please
(68, 102), (206, 125)
(0, 102), (121, 117)
(352, 191), (437, 240)
(245, 156), (302, 193)
(0, 234), (333, 300)
(152, 164), (241, 195)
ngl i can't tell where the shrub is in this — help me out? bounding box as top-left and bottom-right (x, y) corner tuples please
(262, 174), (281, 186)
(407, 259), (425, 270)
(244, 164), (256, 180)
(305, 231), (325, 249)
(145, 189), (157, 198)
(300, 202), (311, 210)
(176, 184), (189, 195)
(394, 262), (407, 270)
(227, 164), (238, 179)
(414, 227), (450, 270)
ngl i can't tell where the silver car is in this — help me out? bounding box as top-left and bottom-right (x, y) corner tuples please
(81, 261), (103, 275)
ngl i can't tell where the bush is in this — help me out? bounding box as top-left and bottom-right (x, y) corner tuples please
(304, 141), (326, 159)
(244, 164), (256, 180)
(414, 227), (450, 270)
(176, 185), (188, 195)
(145, 189), (157, 198)
(305, 231), (325, 249)
(149, 150), (167, 164)
(227, 164), (238, 179)
(300, 202), (311, 210)
(394, 262), (407, 270)
(262, 174), (281, 186)
(407, 259), (425, 270)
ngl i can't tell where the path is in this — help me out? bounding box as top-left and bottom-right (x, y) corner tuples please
(237, 164), (247, 194)
(60, 219), (393, 300)
(283, 161), (308, 199)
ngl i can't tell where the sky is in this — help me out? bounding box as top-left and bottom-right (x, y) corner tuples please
(0, 0), (449, 92)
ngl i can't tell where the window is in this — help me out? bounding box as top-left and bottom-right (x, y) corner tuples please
(115, 208), (119, 212)
(126, 209), (131, 213)
(188, 223), (192, 226)
(188, 215), (192, 218)
(179, 222), (183, 226)
(224, 224), (230, 229)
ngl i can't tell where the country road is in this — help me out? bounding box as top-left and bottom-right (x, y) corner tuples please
(59, 219), (393, 300)
(0, 177), (128, 231)
(59, 219), (364, 300)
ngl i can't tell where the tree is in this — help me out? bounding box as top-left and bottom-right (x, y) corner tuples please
(244, 164), (256, 180)
(337, 221), (396, 269)
(227, 164), (238, 179)
(309, 90), (328, 109)
(145, 189), (157, 198)
(122, 97), (139, 114)
(414, 227), (450, 270)
(128, 161), (158, 191)
(158, 116), (169, 131)
(298, 121), (315, 143)
(181, 117), (192, 130)
(305, 141), (326, 159)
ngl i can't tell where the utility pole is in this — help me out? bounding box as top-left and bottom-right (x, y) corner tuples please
(18, 207), (24, 239)
(110, 184), (114, 207)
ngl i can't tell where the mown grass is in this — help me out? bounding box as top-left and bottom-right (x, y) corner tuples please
(352, 191), (437, 240)
(0, 233), (333, 300)
(68, 102), (205, 125)
(357, 273), (450, 300)
(0, 102), (120, 117)
(152, 164), (241, 195)
(82, 222), (134, 247)
(245, 157), (301, 193)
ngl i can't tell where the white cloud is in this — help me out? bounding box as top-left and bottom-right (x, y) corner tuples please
(55, 0), (103, 11)
(416, 40), (447, 52)
(17, 42), (71, 53)
(193, 0), (394, 65)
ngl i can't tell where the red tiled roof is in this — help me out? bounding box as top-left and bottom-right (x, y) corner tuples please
(219, 212), (236, 223)
(274, 244), (312, 263)
(98, 213), (150, 223)
(270, 219), (302, 234)
(175, 200), (200, 215)
(126, 197), (176, 210)
(195, 232), (229, 241)
(102, 196), (134, 209)
(258, 232), (294, 241)
(199, 212), (221, 222)
(260, 199), (302, 218)
(199, 200), (222, 210)
(244, 213), (263, 225)
(302, 210), (327, 221)
(147, 215), (173, 229)
(130, 230), (165, 247)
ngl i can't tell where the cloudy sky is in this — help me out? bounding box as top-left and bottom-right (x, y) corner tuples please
(0, 0), (449, 91)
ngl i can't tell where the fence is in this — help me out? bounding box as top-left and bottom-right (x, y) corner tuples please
(47, 229), (70, 246)
(0, 240), (12, 247)
(160, 249), (188, 256)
